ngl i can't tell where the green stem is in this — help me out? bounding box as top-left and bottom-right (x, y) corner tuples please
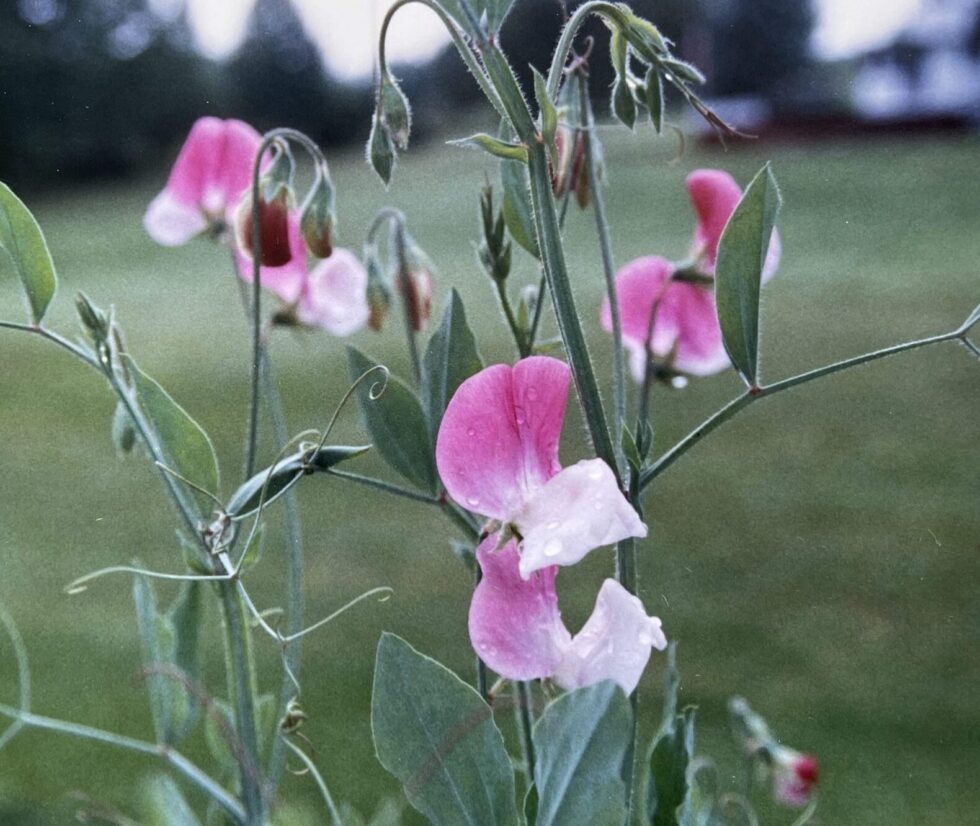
(326, 468), (440, 504)
(514, 681), (536, 783)
(579, 72), (627, 478)
(0, 702), (245, 823)
(639, 324), (975, 491)
(0, 320), (101, 371)
(546, 1), (630, 99)
(281, 737), (343, 825)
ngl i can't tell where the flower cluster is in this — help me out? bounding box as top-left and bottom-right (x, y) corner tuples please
(436, 356), (666, 693)
(601, 169), (781, 379)
(144, 117), (369, 336)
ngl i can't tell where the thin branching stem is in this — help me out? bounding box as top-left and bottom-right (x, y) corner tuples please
(281, 737), (343, 825)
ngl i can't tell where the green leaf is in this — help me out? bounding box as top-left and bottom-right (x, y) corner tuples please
(524, 784), (539, 825)
(347, 348), (437, 494)
(168, 581), (204, 740)
(532, 681), (632, 826)
(381, 73), (412, 150)
(661, 58), (706, 86)
(371, 633), (518, 826)
(421, 289), (483, 441)
(612, 78), (637, 129)
(500, 157), (540, 258)
(0, 182), (57, 324)
(646, 707), (695, 826)
(204, 699), (238, 776)
(133, 574), (173, 745)
(476, 0), (517, 32)
(644, 66), (664, 134)
(124, 355), (220, 517)
(714, 163), (782, 387)
(143, 773), (203, 826)
(449, 133), (528, 163)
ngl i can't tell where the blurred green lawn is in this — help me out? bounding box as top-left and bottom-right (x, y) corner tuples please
(1, 127), (978, 825)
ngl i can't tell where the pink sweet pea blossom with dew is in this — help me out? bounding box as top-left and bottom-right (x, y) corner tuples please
(144, 117), (262, 247)
(295, 248), (370, 336)
(435, 356), (647, 579)
(601, 169), (781, 379)
(469, 538), (666, 692)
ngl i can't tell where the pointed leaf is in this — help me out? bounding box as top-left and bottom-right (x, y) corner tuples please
(0, 182), (57, 323)
(347, 348), (437, 493)
(644, 66), (664, 133)
(715, 163), (781, 387)
(532, 67), (558, 152)
(167, 581), (204, 740)
(124, 355), (220, 517)
(501, 157), (539, 258)
(421, 289), (483, 440)
(478, 0), (517, 32)
(133, 574), (172, 745)
(449, 134), (528, 163)
(646, 707), (696, 826)
(612, 78), (637, 129)
(532, 681), (632, 826)
(372, 633), (519, 826)
(368, 113), (396, 186)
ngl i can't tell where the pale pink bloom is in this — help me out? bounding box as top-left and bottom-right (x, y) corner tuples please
(144, 117), (262, 246)
(469, 538), (666, 692)
(601, 169), (781, 379)
(295, 248), (370, 336)
(772, 748), (819, 807)
(435, 356), (647, 579)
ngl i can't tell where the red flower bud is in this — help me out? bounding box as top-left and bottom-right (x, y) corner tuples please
(235, 192), (293, 268)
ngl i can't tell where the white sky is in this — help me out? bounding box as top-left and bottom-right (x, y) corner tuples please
(183, 0), (926, 78)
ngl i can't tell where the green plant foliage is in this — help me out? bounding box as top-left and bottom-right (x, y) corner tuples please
(715, 163), (782, 387)
(532, 681), (632, 826)
(123, 355), (220, 518)
(500, 156), (540, 258)
(448, 133), (529, 163)
(143, 773), (202, 826)
(347, 348), (437, 494)
(421, 289), (483, 441)
(0, 182), (57, 323)
(371, 633), (518, 826)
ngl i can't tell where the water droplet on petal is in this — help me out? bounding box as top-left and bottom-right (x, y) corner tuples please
(515, 408), (526, 424)
(466, 427), (476, 437)
(467, 496), (480, 507)
(546, 520), (560, 530)
(543, 538), (563, 558)
(588, 465), (603, 480)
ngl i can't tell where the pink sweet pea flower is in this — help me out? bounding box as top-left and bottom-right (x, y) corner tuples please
(144, 117), (262, 246)
(601, 169), (781, 379)
(469, 538), (666, 692)
(234, 211), (309, 305)
(295, 248), (370, 336)
(435, 356), (647, 579)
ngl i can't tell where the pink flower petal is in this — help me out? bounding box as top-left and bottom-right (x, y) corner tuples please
(687, 169), (743, 267)
(552, 579), (666, 694)
(469, 537), (570, 680)
(143, 189), (209, 247)
(515, 459), (647, 579)
(436, 357), (570, 522)
(235, 212), (308, 304)
(216, 119), (265, 216)
(296, 248), (370, 336)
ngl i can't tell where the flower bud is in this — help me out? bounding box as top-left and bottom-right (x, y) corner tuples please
(368, 112), (395, 186)
(771, 747), (819, 807)
(381, 73), (412, 150)
(365, 250), (392, 332)
(75, 291), (109, 343)
(300, 163), (336, 259)
(234, 191), (293, 268)
(401, 236), (434, 332)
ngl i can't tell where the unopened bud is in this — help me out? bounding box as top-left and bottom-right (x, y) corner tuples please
(368, 112), (395, 186)
(401, 236), (434, 332)
(300, 163), (336, 259)
(365, 250), (391, 332)
(519, 283), (539, 324)
(234, 191), (293, 268)
(75, 291), (109, 343)
(381, 73), (412, 150)
(772, 748), (819, 807)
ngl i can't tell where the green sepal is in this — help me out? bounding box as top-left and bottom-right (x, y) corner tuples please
(532, 67), (558, 157)
(715, 163), (782, 388)
(368, 113), (396, 186)
(300, 162), (336, 259)
(381, 73), (412, 150)
(0, 181), (57, 324)
(612, 77), (637, 130)
(449, 133), (529, 163)
(661, 58), (706, 86)
(347, 348), (437, 494)
(644, 66), (665, 133)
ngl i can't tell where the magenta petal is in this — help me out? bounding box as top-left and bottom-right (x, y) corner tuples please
(687, 169), (742, 266)
(143, 190), (208, 247)
(652, 282), (730, 376)
(436, 357), (570, 522)
(469, 537), (570, 681)
(296, 248), (370, 336)
(553, 579), (667, 694)
(216, 119), (265, 215)
(236, 212), (308, 304)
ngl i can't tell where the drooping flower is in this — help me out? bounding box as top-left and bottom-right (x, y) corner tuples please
(468, 537), (666, 692)
(295, 248), (370, 336)
(600, 169), (781, 379)
(435, 356), (647, 579)
(144, 117), (262, 247)
(234, 211), (309, 305)
(771, 747), (819, 807)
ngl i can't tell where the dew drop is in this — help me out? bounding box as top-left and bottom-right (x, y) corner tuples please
(467, 496), (481, 507)
(546, 520), (560, 530)
(515, 408), (526, 424)
(543, 538), (563, 558)
(466, 427), (476, 437)
(587, 465), (603, 480)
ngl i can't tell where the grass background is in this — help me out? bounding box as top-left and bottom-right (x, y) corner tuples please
(0, 126), (978, 824)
